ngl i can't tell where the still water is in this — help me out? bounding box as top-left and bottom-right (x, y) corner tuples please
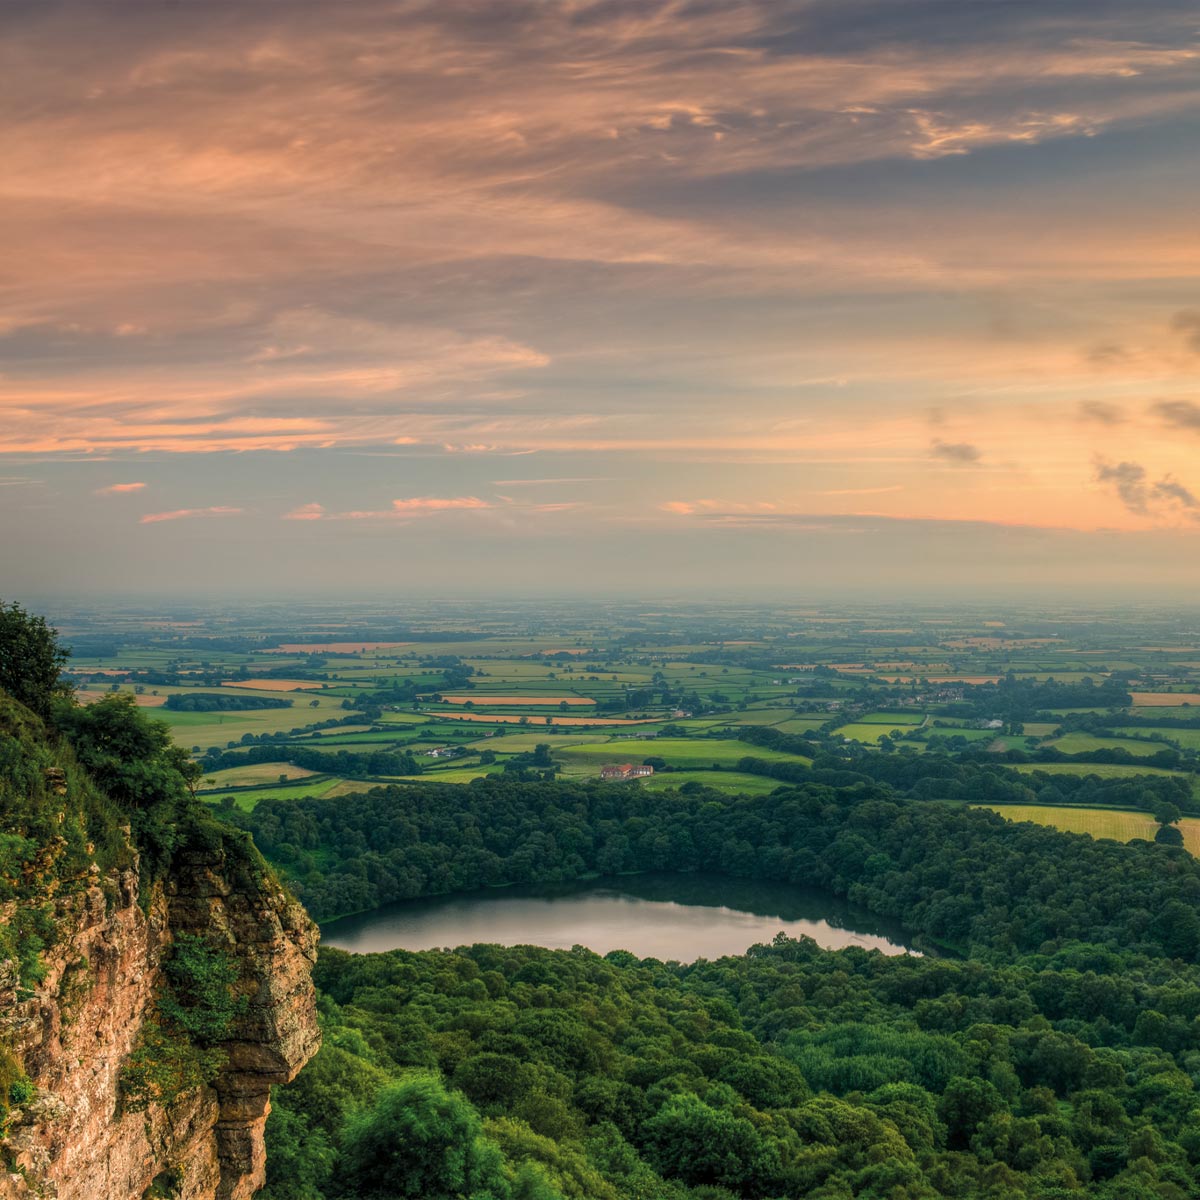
(321, 872), (916, 960)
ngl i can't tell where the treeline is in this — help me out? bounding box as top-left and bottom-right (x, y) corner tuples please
(950, 676), (1133, 721)
(703, 743), (1197, 817)
(163, 693), (293, 712)
(230, 778), (1200, 963)
(827, 750), (1198, 813)
(203, 742), (422, 779)
(1062, 711), (1200, 733)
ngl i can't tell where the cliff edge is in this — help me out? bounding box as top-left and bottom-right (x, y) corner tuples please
(0, 691), (320, 1200)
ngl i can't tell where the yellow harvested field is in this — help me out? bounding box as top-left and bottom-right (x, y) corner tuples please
(268, 641), (411, 653)
(979, 804), (1200, 856)
(1132, 692), (1200, 706)
(439, 695), (595, 706)
(221, 679), (327, 691)
(433, 712), (657, 726)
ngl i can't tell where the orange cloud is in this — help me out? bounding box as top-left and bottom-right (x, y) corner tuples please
(389, 497), (491, 514)
(139, 506), (242, 524)
(95, 482), (146, 494)
(282, 502), (325, 521)
(661, 499), (777, 516)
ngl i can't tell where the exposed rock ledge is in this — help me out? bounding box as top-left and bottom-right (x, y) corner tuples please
(1, 840), (319, 1200)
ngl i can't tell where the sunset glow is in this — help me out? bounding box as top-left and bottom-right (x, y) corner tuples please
(4, 1), (1200, 594)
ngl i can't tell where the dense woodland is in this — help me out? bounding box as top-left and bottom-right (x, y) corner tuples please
(247, 775), (1200, 1199)
(233, 775), (1200, 937)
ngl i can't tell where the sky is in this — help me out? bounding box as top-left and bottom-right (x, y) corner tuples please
(3, 0), (1200, 599)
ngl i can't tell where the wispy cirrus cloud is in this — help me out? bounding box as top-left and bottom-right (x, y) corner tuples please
(3, 0), (1200, 467)
(7, 1), (1200, 589)
(284, 495), (580, 522)
(139, 506), (242, 524)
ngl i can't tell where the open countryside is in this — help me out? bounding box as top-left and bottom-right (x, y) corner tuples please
(55, 601), (1199, 836)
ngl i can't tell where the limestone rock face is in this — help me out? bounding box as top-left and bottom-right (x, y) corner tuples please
(0, 844), (319, 1200)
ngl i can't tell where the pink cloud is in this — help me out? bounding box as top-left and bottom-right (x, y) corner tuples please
(335, 496), (493, 521)
(282, 502), (326, 521)
(139, 506), (242, 524)
(95, 481), (146, 494)
(389, 496), (491, 515)
(298, 495), (580, 521)
(661, 499), (778, 516)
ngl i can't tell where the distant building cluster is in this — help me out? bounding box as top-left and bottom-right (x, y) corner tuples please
(600, 763), (655, 781)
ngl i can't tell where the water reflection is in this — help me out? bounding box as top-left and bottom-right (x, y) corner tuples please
(321, 872), (916, 961)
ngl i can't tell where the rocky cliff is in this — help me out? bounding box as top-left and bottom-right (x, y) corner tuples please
(0, 794), (320, 1200)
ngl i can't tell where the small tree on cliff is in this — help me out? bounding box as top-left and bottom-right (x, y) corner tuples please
(0, 600), (71, 720)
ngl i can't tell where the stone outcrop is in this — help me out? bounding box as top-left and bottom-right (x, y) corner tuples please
(0, 838), (319, 1200)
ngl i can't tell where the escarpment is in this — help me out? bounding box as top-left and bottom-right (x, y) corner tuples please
(0, 691), (320, 1200)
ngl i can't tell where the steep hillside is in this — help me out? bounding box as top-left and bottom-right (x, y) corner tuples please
(0, 691), (319, 1200)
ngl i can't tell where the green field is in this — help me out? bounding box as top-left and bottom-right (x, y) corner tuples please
(721, 708), (796, 726)
(390, 766), (502, 784)
(773, 717), (829, 733)
(1046, 733), (1165, 758)
(638, 770), (783, 796)
(834, 722), (918, 743)
(557, 737), (810, 771)
(149, 689), (351, 749)
(467, 732), (598, 752)
(203, 763), (320, 788)
(855, 711), (925, 725)
(206, 775), (345, 811)
(978, 804), (1200, 856)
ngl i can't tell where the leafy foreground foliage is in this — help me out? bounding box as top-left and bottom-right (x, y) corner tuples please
(249, 777), (1200, 1199)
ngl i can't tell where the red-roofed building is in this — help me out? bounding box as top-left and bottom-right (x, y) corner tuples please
(600, 763), (654, 780)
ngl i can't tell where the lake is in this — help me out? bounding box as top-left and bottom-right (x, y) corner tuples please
(320, 872), (917, 960)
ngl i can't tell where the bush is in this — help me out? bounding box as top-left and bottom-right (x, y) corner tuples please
(120, 1019), (226, 1113)
(159, 933), (248, 1045)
